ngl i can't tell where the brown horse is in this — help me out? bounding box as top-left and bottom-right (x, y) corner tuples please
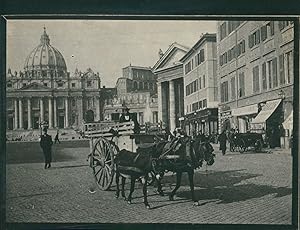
(152, 136), (215, 206)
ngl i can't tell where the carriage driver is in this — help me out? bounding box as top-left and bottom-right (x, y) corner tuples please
(119, 107), (140, 134)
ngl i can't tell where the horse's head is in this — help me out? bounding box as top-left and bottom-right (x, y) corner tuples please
(193, 139), (215, 166)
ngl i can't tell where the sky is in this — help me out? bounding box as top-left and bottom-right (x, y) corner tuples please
(7, 20), (216, 87)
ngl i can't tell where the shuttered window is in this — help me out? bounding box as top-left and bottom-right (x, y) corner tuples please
(279, 54), (285, 85)
(252, 66), (260, 93)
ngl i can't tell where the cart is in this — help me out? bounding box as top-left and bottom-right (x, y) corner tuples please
(233, 132), (264, 153)
(84, 121), (164, 191)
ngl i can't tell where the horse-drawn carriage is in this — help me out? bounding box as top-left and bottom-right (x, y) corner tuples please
(84, 120), (215, 208)
(229, 132), (264, 153)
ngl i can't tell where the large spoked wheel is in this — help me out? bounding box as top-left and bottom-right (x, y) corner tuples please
(91, 137), (118, 191)
(238, 139), (247, 153)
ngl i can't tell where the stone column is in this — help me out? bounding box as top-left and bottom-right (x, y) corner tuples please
(40, 98), (44, 122)
(65, 97), (69, 128)
(169, 80), (176, 132)
(48, 97), (53, 128)
(161, 82), (168, 127)
(14, 98), (18, 130)
(77, 96), (83, 129)
(53, 98), (57, 128)
(18, 99), (23, 129)
(27, 98), (32, 129)
(95, 96), (100, 121)
(157, 82), (162, 122)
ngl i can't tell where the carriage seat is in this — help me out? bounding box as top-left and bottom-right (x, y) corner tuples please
(137, 143), (157, 149)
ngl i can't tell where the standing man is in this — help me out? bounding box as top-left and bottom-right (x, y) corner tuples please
(218, 130), (227, 155)
(40, 128), (53, 169)
(54, 130), (60, 144)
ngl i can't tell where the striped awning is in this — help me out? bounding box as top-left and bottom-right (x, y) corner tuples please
(251, 99), (281, 124)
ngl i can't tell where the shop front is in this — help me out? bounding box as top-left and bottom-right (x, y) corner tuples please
(250, 99), (283, 148)
(232, 104), (258, 133)
(185, 108), (218, 136)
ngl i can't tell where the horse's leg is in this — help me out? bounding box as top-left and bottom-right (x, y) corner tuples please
(169, 172), (182, 201)
(187, 169), (199, 205)
(115, 170), (120, 198)
(141, 175), (150, 209)
(156, 177), (164, 196)
(121, 176), (126, 199)
(127, 176), (136, 204)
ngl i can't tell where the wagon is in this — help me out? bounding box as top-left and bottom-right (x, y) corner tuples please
(84, 121), (164, 190)
(230, 132), (264, 153)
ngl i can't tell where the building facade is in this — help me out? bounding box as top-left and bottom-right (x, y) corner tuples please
(104, 65), (158, 125)
(181, 33), (218, 136)
(217, 21), (294, 148)
(153, 43), (189, 132)
(6, 28), (104, 130)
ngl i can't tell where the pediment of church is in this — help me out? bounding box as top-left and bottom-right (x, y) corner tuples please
(153, 43), (189, 72)
(20, 82), (50, 90)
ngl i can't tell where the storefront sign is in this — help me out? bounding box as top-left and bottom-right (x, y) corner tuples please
(232, 104), (258, 117)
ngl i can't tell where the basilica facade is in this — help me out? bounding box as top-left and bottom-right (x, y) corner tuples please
(6, 28), (106, 130)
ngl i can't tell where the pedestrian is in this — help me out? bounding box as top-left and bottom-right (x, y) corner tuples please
(218, 130), (227, 155)
(40, 127), (53, 169)
(54, 130), (60, 144)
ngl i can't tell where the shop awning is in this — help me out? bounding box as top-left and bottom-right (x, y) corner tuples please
(232, 104), (258, 116)
(251, 99), (282, 124)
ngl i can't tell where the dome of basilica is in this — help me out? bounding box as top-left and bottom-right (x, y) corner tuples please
(24, 28), (67, 78)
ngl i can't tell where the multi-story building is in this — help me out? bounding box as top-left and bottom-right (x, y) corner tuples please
(181, 33), (218, 136)
(217, 21), (294, 148)
(153, 43), (189, 132)
(6, 28), (105, 131)
(104, 65), (158, 125)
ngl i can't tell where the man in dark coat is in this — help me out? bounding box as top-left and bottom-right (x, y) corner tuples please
(218, 130), (227, 155)
(40, 128), (53, 169)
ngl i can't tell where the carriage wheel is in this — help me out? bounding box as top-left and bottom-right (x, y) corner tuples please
(254, 140), (263, 152)
(238, 139), (247, 153)
(91, 137), (117, 191)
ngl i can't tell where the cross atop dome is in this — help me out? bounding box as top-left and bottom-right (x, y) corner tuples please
(40, 27), (50, 45)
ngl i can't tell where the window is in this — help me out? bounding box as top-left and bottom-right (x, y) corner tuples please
(72, 99), (76, 107)
(279, 21), (293, 31)
(200, 49), (205, 62)
(203, 99), (207, 108)
(87, 81), (92, 87)
(203, 75), (206, 88)
(139, 82), (143, 90)
(199, 100), (203, 109)
(286, 51), (293, 84)
(262, 62), (267, 90)
(252, 66), (260, 93)
(44, 83), (48, 87)
(58, 82), (63, 87)
(199, 77), (202, 89)
(23, 83), (27, 87)
(221, 81), (229, 102)
(185, 62), (192, 74)
(272, 57), (278, 88)
(220, 22), (227, 40)
(261, 25), (268, 41)
(7, 82), (12, 88)
(133, 81), (138, 90)
(268, 60), (272, 89)
(231, 77), (236, 100)
(267, 21), (275, 36)
(192, 102), (198, 111)
(279, 54), (285, 85)
(238, 72), (245, 97)
(72, 83), (76, 88)
(249, 29), (260, 48)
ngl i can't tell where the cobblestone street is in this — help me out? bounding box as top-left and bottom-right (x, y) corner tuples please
(6, 141), (293, 224)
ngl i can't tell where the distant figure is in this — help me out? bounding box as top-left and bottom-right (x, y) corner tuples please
(218, 130), (227, 155)
(54, 130), (60, 144)
(119, 107), (140, 134)
(40, 128), (53, 169)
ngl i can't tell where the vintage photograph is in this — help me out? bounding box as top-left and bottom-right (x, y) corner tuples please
(5, 19), (295, 224)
